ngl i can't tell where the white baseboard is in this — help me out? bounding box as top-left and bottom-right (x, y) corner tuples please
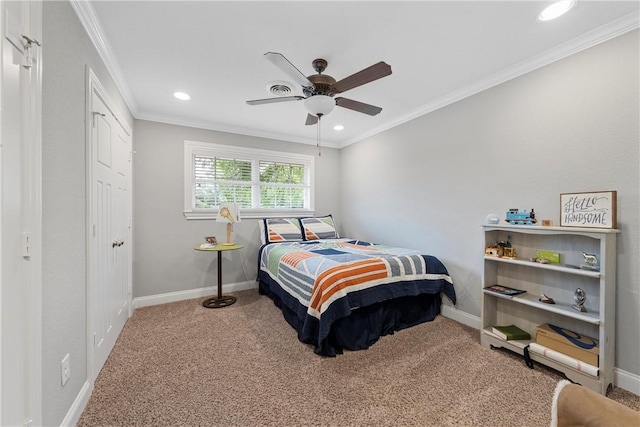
(441, 304), (481, 330)
(60, 380), (92, 427)
(615, 367), (640, 395)
(133, 280), (258, 309)
(440, 305), (640, 396)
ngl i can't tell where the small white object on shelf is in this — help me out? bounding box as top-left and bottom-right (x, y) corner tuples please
(485, 214), (500, 224)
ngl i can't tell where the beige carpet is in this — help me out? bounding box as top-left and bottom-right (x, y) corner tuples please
(78, 289), (639, 426)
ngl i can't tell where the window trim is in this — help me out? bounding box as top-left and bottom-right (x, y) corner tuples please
(183, 140), (315, 220)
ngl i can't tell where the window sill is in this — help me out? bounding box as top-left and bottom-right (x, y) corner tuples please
(183, 209), (316, 220)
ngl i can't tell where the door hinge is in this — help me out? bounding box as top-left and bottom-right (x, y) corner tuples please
(20, 35), (41, 69)
(21, 34), (41, 47)
(92, 111), (106, 127)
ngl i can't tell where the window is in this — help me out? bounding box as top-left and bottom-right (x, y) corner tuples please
(184, 141), (314, 219)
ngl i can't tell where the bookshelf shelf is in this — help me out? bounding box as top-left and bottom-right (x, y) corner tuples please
(482, 291), (601, 324)
(484, 256), (601, 278)
(480, 225), (618, 395)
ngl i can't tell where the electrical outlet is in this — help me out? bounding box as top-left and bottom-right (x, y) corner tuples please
(61, 354), (71, 386)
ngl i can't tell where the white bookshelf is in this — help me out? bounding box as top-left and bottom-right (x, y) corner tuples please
(480, 225), (618, 395)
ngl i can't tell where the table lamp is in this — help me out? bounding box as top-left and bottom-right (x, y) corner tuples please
(216, 203), (241, 245)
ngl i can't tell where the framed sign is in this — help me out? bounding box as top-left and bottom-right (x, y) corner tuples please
(560, 191), (617, 229)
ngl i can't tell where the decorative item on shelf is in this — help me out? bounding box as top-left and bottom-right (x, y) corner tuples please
(530, 257), (550, 264)
(503, 247), (517, 259)
(581, 252), (599, 271)
(539, 294), (555, 304)
(571, 288), (587, 312)
(535, 250), (560, 264)
(216, 202), (241, 245)
(485, 213), (500, 224)
(485, 246), (502, 257)
(200, 236), (217, 249)
(560, 191), (617, 229)
(505, 208), (537, 225)
(541, 219), (553, 226)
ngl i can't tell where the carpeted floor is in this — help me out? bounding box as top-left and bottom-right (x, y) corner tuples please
(78, 289), (639, 426)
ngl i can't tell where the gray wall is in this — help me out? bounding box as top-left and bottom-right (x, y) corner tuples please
(42, 1), (133, 425)
(132, 120), (341, 298)
(339, 30), (639, 377)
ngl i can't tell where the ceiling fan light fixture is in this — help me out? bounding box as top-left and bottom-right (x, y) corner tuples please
(304, 95), (335, 117)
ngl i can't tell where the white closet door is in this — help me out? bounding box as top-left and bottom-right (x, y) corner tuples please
(89, 86), (130, 377)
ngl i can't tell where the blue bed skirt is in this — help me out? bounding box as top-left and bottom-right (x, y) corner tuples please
(258, 273), (444, 357)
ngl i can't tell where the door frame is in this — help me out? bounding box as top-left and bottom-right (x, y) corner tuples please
(0, 0), (43, 425)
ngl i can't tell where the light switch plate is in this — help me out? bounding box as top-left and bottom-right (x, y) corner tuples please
(61, 353), (70, 386)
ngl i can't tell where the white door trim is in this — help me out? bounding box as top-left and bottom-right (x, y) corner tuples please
(0, 1), (43, 425)
(25, 1), (43, 425)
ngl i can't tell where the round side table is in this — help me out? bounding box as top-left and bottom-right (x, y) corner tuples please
(194, 243), (243, 308)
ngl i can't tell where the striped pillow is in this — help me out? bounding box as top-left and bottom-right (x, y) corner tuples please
(263, 218), (304, 243)
(301, 215), (338, 240)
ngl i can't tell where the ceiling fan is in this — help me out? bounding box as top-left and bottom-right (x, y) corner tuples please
(246, 52), (392, 125)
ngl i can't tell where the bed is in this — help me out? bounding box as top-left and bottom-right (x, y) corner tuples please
(257, 216), (456, 356)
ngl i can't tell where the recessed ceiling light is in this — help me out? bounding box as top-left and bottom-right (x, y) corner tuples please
(173, 91), (191, 100)
(333, 125), (344, 131)
(538, 0), (576, 21)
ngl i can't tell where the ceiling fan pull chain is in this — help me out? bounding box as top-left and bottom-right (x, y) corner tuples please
(317, 115), (322, 157)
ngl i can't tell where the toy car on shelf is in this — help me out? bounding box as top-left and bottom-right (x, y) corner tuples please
(505, 208), (537, 225)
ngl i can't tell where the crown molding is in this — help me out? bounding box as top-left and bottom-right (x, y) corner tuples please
(69, 0), (138, 115)
(136, 111), (341, 149)
(340, 11), (640, 149)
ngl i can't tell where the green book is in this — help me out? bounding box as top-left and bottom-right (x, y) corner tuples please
(491, 324), (531, 341)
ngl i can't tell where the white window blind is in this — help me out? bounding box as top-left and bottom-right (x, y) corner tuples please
(194, 156), (252, 208)
(184, 141), (314, 219)
(259, 160), (306, 209)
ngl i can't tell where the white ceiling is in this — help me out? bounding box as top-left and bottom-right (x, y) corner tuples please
(77, 1), (639, 148)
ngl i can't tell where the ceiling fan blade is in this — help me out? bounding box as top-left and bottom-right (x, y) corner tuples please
(265, 52), (315, 91)
(331, 61), (392, 94)
(335, 97), (382, 116)
(305, 114), (318, 126)
(246, 96), (305, 105)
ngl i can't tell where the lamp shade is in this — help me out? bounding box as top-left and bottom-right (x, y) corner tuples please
(216, 203), (241, 223)
(304, 95), (335, 117)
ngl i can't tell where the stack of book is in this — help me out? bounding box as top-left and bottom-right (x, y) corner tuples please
(483, 285), (526, 297)
(491, 324), (531, 341)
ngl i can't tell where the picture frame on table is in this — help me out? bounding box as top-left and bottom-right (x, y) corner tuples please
(560, 191), (617, 229)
